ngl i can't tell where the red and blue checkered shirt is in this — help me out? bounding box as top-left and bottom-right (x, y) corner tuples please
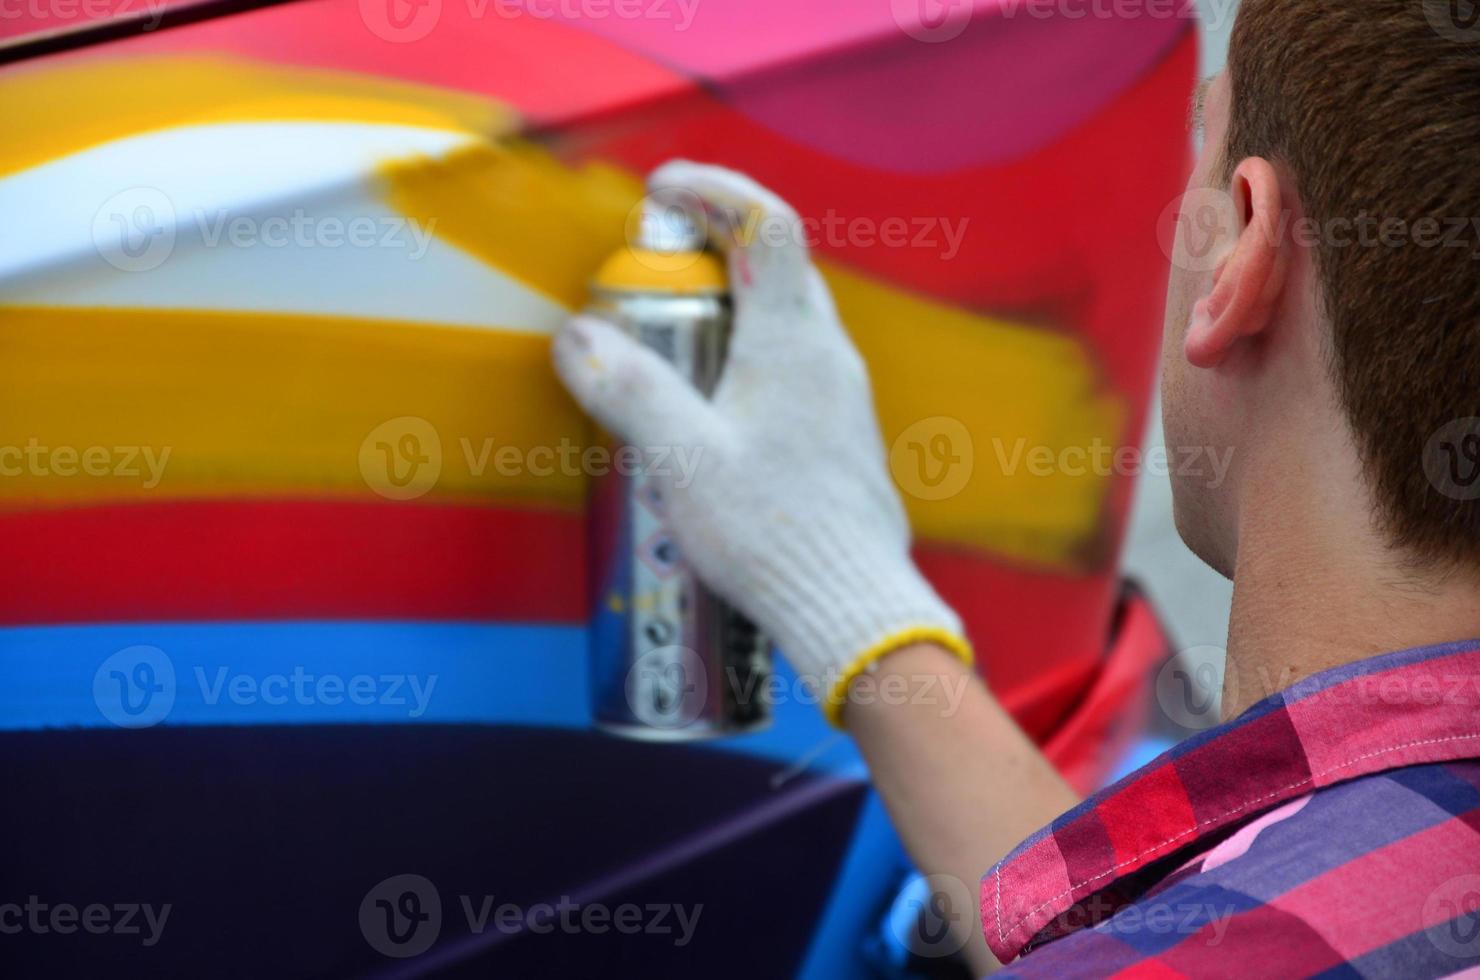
(983, 639), (1480, 977)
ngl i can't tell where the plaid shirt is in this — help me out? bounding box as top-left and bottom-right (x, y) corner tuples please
(983, 639), (1480, 977)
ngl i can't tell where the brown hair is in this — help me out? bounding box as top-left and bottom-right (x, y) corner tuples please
(1222, 0), (1480, 566)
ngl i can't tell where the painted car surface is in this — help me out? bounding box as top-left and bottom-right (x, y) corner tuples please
(0, 2), (1193, 975)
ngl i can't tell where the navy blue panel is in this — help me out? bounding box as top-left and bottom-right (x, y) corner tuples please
(0, 725), (866, 978)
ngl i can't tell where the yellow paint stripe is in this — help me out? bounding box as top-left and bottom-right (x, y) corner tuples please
(0, 306), (589, 510)
(0, 55), (512, 177)
(833, 265), (1126, 568)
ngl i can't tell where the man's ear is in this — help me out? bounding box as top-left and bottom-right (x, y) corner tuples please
(1184, 158), (1289, 369)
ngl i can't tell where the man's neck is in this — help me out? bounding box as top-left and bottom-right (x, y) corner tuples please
(1223, 448), (1480, 720)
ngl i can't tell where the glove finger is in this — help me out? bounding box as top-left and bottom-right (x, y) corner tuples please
(646, 162), (861, 392)
(646, 160), (811, 316)
(718, 264), (868, 400)
(647, 160), (803, 251)
(552, 314), (722, 454)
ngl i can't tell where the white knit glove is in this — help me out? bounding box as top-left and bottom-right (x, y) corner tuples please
(553, 161), (971, 727)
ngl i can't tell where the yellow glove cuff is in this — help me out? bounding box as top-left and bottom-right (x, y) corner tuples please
(822, 627), (975, 729)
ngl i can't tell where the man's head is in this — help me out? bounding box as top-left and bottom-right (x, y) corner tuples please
(1162, 0), (1480, 578)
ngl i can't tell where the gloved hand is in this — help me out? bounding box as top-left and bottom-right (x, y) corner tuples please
(553, 160), (971, 727)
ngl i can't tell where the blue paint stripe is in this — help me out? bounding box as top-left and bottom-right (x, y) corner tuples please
(1, 621), (590, 730)
(0, 621), (860, 773)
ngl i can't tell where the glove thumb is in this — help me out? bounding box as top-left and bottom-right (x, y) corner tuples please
(553, 314), (722, 453)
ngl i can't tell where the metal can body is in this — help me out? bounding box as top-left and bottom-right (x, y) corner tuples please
(586, 286), (772, 739)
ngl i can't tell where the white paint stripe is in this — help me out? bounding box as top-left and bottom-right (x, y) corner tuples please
(0, 121), (569, 332)
(0, 121), (473, 283)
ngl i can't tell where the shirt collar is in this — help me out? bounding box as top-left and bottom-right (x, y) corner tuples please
(980, 638), (1480, 963)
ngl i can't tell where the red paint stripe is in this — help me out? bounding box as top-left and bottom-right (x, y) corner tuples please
(0, 499), (587, 626)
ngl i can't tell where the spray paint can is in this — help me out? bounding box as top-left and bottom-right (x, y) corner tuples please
(586, 199), (772, 739)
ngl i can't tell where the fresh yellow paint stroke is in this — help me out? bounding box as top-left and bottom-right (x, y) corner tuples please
(829, 266), (1126, 568)
(0, 306), (589, 511)
(380, 143), (642, 310)
(0, 55), (512, 178)
(382, 143), (730, 307)
(380, 144), (1124, 567)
